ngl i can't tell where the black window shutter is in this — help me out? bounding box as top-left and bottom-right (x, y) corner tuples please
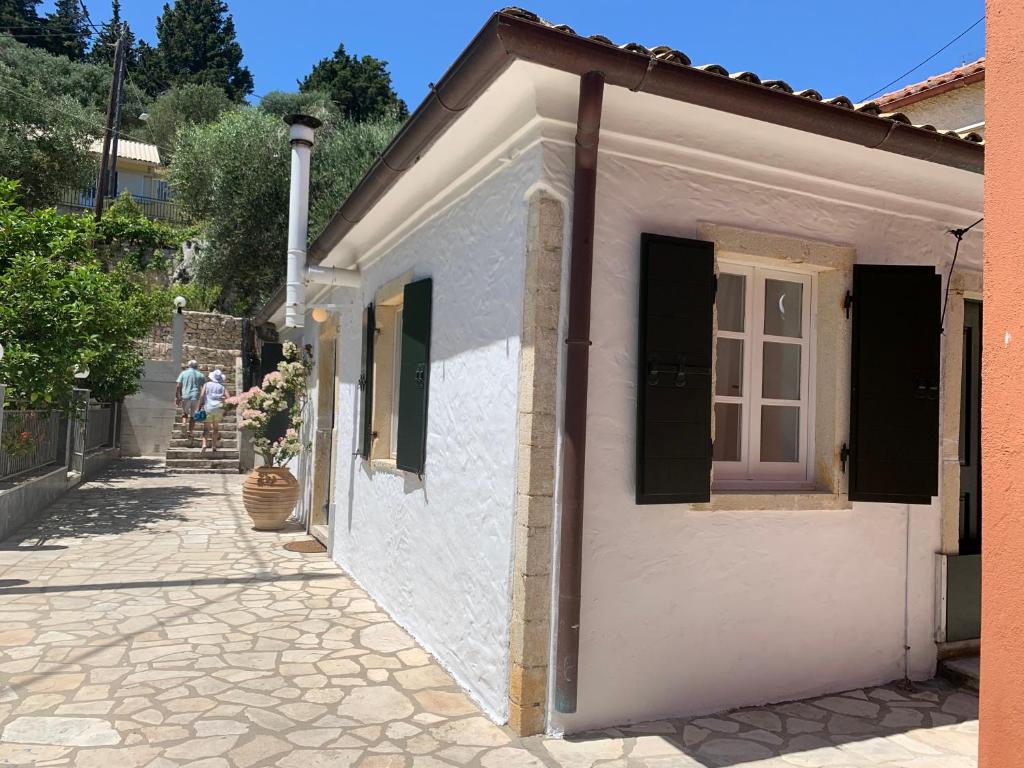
(359, 304), (375, 459)
(636, 234), (715, 504)
(848, 265), (941, 503)
(396, 278), (432, 474)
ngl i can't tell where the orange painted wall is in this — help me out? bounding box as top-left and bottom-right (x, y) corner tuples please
(980, 2), (1024, 765)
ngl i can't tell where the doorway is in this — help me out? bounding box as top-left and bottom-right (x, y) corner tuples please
(308, 320), (338, 545)
(946, 299), (981, 642)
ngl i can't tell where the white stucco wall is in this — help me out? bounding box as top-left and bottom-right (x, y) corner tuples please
(552, 131), (982, 732)
(329, 146), (545, 720)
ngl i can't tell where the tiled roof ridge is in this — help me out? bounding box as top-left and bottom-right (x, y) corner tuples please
(875, 57), (985, 107)
(499, 7), (984, 144)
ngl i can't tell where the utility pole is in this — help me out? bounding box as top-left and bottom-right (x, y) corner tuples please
(107, 23), (127, 201)
(94, 26), (126, 221)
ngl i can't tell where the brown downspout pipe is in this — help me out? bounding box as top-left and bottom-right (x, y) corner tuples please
(554, 70), (605, 715)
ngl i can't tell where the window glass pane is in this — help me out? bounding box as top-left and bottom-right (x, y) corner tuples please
(714, 403), (742, 462)
(715, 338), (743, 396)
(762, 342), (801, 400)
(764, 279), (803, 338)
(760, 405), (800, 462)
(717, 273), (745, 332)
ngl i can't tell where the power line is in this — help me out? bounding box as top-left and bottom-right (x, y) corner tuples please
(863, 15), (985, 102)
(0, 29), (95, 40)
(78, 0), (104, 36)
(0, 78), (175, 158)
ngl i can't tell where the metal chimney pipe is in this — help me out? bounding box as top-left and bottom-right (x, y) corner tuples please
(284, 114), (322, 329)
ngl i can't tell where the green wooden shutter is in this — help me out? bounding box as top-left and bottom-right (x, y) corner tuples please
(359, 304), (375, 459)
(848, 265), (941, 503)
(396, 278), (432, 474)
(636, 234), (715, 504)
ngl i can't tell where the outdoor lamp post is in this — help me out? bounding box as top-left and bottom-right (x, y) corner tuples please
(172, 297), (186, 369)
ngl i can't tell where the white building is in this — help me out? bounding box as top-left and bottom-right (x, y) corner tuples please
(59, 138), (177, 222)
(255, 9), (984, 736)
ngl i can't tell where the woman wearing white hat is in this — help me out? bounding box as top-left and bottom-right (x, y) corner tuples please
(199, 369), (227, 456)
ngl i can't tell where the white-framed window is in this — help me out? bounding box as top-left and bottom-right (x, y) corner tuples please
(713, 261), (814, 486)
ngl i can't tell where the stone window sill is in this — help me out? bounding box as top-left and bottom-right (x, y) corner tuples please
(694, 490), (852, 511)
(369, 458), (406, 477)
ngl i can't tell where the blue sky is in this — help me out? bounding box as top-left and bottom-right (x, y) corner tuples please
(48, 1), (985, 108)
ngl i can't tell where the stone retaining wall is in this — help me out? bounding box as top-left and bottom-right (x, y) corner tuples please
(150, 311), (243, 354)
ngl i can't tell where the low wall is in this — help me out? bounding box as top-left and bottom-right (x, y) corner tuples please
(0, 466), (74, 541)
(83, 447), (119, 482)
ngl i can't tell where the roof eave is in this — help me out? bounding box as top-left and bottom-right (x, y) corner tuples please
(256, 10), (984, 321)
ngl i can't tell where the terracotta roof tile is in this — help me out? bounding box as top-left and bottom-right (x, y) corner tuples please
(876, 58), (985, 108)
(500, 6), (984, 144)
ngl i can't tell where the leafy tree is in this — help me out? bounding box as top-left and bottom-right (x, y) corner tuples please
(0, 179), (166, 408)
(170, 104), (398, 313)
(0, 35), (100, 206)
(142, 83), (233, 160)
(0, 0), (44, 48)
(132, 39), (165, 96)
(257, 89), (338, 121)
(300, 42), (407, 121)
(44, 0), (91, 61)
(150, 0), (252, 101)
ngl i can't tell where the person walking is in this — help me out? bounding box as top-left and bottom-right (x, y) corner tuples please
(199, 369), (227, 456)
(175, 360), (205, 445)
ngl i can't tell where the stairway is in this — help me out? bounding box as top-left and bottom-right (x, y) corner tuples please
(164, 353), (243, 475)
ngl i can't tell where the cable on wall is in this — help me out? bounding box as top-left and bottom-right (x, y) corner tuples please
(940, 217), (984, 333)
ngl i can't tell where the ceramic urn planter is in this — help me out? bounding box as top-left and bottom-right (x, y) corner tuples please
(242, 466), (299, 530)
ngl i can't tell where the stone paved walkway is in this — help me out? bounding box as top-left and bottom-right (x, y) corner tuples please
(0, 461), (978, 767)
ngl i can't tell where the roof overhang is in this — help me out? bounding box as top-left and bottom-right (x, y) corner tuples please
(256, 8), (984, 321)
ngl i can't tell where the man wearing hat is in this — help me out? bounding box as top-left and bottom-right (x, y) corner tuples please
(175, 360), (205, 445)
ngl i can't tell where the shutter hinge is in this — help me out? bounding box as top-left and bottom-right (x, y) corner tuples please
(713, 274), (719, 298)
(840, 442), (851, 473)
(357, 374), (366, 391)
(843, 291), (854, 319)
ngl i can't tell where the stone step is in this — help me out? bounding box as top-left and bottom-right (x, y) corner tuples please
(169, 437), (238, 448)
(939, 655), (979, 692)
(165, 458), (241, 469)
(166, 448), (240, 460)
(165, 467), (242, 475)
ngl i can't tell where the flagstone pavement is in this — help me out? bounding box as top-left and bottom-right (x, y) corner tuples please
(0, 460), (978, 767)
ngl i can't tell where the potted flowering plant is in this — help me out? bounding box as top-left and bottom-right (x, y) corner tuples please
(226, 341), (312, 530)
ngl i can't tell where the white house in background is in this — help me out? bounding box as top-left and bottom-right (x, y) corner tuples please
(254, 8), (984, 737)
(876, 58), (985, 139)
(58, 138), (179, 222)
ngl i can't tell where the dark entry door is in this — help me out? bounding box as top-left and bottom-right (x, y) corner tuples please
(959, 300), (982, 554)
(947, 300), (981, 643)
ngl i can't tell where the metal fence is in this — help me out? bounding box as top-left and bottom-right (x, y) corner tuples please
(0, 410), (64, 482)
(85, 403), (115, 451)
(55, 188), (185, 224)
